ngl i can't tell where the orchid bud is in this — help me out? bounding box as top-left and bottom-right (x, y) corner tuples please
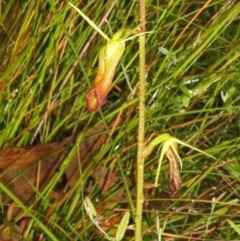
(85, 30), (127, 112)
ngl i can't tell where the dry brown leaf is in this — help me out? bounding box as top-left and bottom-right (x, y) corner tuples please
(0, 124), (114, 216)
(143, 182), (159, 189)
(0, 143), (63, 169)
(0, 144), (69, 218)
(91, 165), (120, 194)
(64, 124), (107, 188)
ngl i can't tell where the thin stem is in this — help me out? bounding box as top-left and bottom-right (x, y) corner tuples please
(135, 0), (146, 240)
(68, 3), (110, 40)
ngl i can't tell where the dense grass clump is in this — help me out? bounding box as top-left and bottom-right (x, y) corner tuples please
(0, 1), (240, 240)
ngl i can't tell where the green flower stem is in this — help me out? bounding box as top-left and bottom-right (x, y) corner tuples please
(135, 0), (146, 240)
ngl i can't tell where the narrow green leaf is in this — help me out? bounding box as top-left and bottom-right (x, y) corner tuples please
(68, 2), (109, 40)
(116, 211), (130, 241)
(214, 207), (228, 215)
(227, 219), (240, 235)
(105, 236), (116, 241)
(84, 196), (97, 218)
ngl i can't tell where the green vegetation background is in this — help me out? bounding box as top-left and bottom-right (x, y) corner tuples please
(0, 0), (240, 240)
